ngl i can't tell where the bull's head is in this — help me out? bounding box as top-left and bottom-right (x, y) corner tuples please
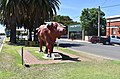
(52, 22), (66, 35)
(45, 22), (66, 35)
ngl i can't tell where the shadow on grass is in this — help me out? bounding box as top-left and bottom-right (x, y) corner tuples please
(53, 52), (81, 62)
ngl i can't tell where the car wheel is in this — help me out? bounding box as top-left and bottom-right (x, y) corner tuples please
(91, 41), (96, 44)
(105, 41), (109, 45)
(94, 41), (97, 44)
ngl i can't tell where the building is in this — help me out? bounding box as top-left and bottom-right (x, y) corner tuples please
(106, 15), (120, 36)
(68, 24), (82, 39)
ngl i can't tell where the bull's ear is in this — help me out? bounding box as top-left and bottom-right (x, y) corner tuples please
(47, 22), (53, 26)
(46, 23), (53, 28)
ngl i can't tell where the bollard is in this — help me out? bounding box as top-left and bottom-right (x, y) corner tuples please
(21, 47), (24, 65)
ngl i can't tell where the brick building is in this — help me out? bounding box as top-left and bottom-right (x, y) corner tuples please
(106, 15), (120, 36)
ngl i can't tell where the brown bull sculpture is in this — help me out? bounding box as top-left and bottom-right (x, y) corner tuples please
(36, 22), (66, 57)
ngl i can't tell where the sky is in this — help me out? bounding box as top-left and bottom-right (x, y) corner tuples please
(1, 0), (120, 33)
(57, 0), (120, 21)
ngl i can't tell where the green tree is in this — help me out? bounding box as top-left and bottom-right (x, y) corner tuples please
(0, 0), (60, 43)
(0, 0), (26, 43)
(53, 15), (79, 26)
(80, 8), (106, 36)
(29, 0), (60, 41)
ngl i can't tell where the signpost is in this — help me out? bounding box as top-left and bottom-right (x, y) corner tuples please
(21, 47), (24, 65)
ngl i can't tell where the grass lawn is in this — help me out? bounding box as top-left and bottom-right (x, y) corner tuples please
(1, 39), (120, 79)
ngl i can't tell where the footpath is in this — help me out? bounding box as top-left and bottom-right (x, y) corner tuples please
(19, 39), (89, 65)
(18, 49), (83, 65)
(57, 38), (89, 43)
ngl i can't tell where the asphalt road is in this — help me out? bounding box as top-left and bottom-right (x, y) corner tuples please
(56, 39), (120, 60)
(0, 35), (5, 47)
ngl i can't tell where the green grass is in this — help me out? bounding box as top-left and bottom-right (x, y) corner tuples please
(24, 47), (45, 60)
(1, 39), (120, 79)
(54, 47), (78, 55)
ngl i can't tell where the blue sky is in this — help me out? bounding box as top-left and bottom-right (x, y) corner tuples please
(1, 0), (120, 33)
(57, 0), (120, 21)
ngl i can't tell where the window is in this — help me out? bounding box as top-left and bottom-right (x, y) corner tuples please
(117, 36), (120, 39)
(111, 36), (115, 38)
(112, 28), (116, 35)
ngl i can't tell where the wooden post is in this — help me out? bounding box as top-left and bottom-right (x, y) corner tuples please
(21, 47), (24, 65)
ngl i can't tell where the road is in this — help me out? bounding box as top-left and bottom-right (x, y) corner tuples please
(0, 35), (5, 51)
(56, 39), (120, 60)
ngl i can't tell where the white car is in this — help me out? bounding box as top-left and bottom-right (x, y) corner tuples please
(110, 35), (120, 44)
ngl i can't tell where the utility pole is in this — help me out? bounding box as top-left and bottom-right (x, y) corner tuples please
(98, 6), (100, 37)
(82, 27), (85, 40)
(109, 19), (110, 36)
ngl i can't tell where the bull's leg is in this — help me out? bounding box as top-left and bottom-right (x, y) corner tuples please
(44, 46), (48, 54)
(46, 44), (54, 58)
(39, 39), (43, 52)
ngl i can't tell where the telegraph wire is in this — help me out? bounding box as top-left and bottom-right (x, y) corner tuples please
(101, 0), (107, 7)
(101, 4), (120, 8)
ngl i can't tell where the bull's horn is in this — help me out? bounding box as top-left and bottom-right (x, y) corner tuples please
(36, 28), (39, 30)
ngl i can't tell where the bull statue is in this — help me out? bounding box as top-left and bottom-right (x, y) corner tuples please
(36, 22), (66, 58)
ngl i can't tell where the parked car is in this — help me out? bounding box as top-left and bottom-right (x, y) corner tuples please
(88, 36), (101, 44)
(109, 35), (120, 45)
(102, 35), (120, 45)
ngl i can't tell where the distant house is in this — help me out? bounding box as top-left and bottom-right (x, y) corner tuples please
(68, 24), (82, 39)
(106, 15), (120, 36)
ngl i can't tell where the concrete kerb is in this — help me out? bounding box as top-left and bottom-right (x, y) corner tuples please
(58, 38), (90, 43)
(59, 38), (120, 60)
(0, 37), (6, 52)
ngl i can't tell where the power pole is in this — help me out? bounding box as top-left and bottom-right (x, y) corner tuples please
(82, 27), (85, 40)
(98, 6), (100, 37)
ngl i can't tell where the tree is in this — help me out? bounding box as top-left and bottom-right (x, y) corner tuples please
(53, 15), (79, 26)
(0, 0), (60, 43)
(0, 0), (27, 43)
(80, 8), (106, 36)
(26, 0), (61, 41)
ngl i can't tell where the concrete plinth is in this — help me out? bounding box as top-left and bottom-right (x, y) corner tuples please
(42, 53), (62, 60)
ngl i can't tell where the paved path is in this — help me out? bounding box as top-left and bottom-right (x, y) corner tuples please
(18, 49), (81, 65)
(18, 50), (41, 65)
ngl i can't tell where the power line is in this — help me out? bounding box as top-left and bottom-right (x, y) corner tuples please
(101, 0), (107, 6)
(101, 4), (120, 8)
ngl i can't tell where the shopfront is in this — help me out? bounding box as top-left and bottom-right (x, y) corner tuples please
(68, 24), (82, 39)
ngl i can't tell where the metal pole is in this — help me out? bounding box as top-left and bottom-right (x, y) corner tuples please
(109, 20), (110, 36)
(82, 27), (85, 40)
(98, 6), (100, 37)
(21, 47), (24, 65)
